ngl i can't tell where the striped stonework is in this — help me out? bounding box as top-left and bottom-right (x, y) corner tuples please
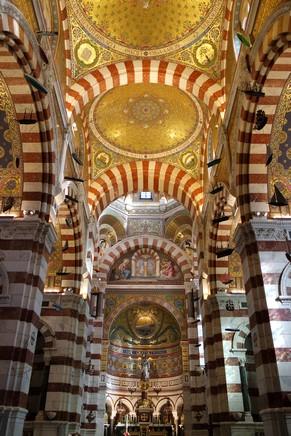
(220, 0), (235, 91)
(208, 189), (234, 294)
(66, 60), (226, 120)
(237, 9), (291, 222)
(57, 186), (83, 293)
(203, 294), (231, 424)
(98, 235), (192, 282)
(58, 0), (71, 87)
(234, 219), (291, 436)
(0, 6), (55, 221)
(88, 161), (203, 222)
(0, 218), (56, 436)
(40, 293), (87, 428)
(81, 316), (104, 432)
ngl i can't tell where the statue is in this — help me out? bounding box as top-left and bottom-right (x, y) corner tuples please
(141, 354), (150, 380)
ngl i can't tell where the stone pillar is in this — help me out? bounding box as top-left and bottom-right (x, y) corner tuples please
(42, 293), (87, 430)
(234, 219), (291, 436)
(96, 384), (106, 436)
(0, 217), (56, 436)
(81, 282), (106, 435)
(185, 281), (208, 435)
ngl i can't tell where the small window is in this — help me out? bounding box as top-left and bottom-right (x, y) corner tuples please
(140, 192), (153, 200)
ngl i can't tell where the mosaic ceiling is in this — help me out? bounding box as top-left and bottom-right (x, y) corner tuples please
(66, 0), (224, 183)
(68, 0), (225, 78)
(70, 0), (221, 54)
(89, 83), (203, 159)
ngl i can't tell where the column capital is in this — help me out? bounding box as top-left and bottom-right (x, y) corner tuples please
(0, 217), (57, 254)
(234, 219), (291, 256)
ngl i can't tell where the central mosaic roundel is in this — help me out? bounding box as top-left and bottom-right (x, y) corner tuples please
(128, 95), (162, 123)
(89, 83), (203, 159)
(69, 0), (221, 57)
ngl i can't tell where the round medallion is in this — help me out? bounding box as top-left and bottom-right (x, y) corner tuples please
(127, 95), (162, 125)
(194, 41), (217, 67)
(75, 40), (99, 67)
(180, 150), (198, 170)
(89, 83), (203, 159)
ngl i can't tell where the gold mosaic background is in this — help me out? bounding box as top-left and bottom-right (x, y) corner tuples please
(90, 83), (202, 159)
(69, 0), (222, 55)
(0, 72), (22, 204)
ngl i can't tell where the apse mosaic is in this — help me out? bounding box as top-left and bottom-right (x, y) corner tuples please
(107, 302), (183, 378)
(109, 303), (181, 347)
(269, 77), (291, 200)
(104, 293), (186, 337)
(109, 249), (182, 281)
(0, 72), (22, 205)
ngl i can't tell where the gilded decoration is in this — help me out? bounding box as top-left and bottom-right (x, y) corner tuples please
(45, 222), (63, 289)
(269, 76), (291, 199)
(107, 302), (182, 378)
(169, 7), (223, 79)
(68, 0), (224, 78)
(0, 72), (22, 201)
(69, 11), (124, 78)
(11, 0), (38, 31)
(69, 0), (222, 57)
(252, 0), (287, 38)
(89, 83), (203, 159)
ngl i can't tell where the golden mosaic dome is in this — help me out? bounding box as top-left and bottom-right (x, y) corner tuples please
(69, 0), (221, 56)
(89, 83), (203, 159)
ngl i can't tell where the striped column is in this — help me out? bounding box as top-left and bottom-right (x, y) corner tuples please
(234, 219), (291, 436)
(203, 295), (230, 424)
(0, 217), (56, 436)
(185, 281), (207, 435)
(40, 293), (87, 432)
(81, 282), (105, 436)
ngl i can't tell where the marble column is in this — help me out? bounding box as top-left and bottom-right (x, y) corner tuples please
(234, 219), (291, 436)
(0, 217), (56, 436)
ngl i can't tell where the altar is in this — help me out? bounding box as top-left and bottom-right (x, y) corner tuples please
(114, 423), (173, 436)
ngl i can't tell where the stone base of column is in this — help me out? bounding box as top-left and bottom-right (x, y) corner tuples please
(0, 406), (27, 436)
(95, 414), (105, 436)
(213, 421), (264, 436)
(24, 420), (72, 436)
(261, 408), (291, 436)
(192, 428), (208, 435)
(80, 430), (98, 436)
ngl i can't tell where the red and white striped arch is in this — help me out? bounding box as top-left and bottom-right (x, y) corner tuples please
(58, 0), (71, 87)
(0, 9), (54, 221)
(57, 184), (83, 293)
(220, 0), (235, 91)
(66, 60), (225, 120)
(237, 8), (291, 222)
(88, 161), (203, 222)
(208, 186), (234, 294)
(98, 235), (192, 282)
